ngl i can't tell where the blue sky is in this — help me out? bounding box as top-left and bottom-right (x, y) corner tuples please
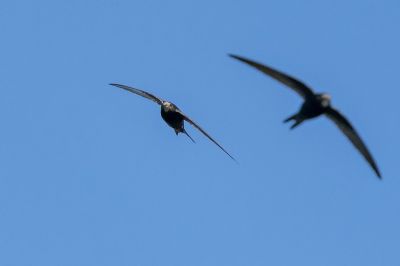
(0, 0), (399, 265)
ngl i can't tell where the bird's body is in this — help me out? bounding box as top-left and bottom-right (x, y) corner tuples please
(160, 102), (181, 129)
(301, 94), (330, 118)
(160, 101), (192, 139)
(229, 54), (381, 178)
(286, 93), (332, 129)
(161, 102), (182, 128)
(110, 83), (235, 161)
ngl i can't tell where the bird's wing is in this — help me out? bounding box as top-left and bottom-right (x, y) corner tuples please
(325, 107), (381, 179)
(176, 110), (236, 162)
(110, 83), (164, 105)
(229, 54), (315, 99)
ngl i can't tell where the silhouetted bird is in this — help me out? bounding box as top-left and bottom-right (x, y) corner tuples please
(110, 83), (236, 161)
(229, 54), (381, 178)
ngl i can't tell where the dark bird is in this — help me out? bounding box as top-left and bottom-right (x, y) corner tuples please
(110, 83), (236, 161)
(229, 54), (381, 178)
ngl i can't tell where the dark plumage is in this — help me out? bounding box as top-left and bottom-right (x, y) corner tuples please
(229, 54), (381, 179)
(110, 83), (236, 161)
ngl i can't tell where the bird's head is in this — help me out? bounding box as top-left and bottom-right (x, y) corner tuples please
(317, 93), (331, 108)
(162, 101), (175, 111)
(162, 101), (171, 108)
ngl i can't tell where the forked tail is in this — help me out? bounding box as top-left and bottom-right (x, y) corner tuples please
(283, 113), (304, 130)
(182, 128), (196, 143)
(283, 113), (297, 123)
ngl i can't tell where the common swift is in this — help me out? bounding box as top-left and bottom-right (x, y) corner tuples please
(110, 83), (236, 161)
(229, 54), (381, 178)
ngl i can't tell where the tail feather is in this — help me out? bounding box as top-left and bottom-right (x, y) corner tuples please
(290, 120), (303, 130)
(283, 113), (298, 123)
(283, 113), (304, 130)
(182, 128), (195, 143)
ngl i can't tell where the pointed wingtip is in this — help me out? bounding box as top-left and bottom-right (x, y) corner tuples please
(371, 162), (382, 180)
(228, 54), (249, 65)
(228, 53), (239, 59)
(224, 150), (238, 164)
(376, 171), (382, 180)
(231, 156), (239, 164)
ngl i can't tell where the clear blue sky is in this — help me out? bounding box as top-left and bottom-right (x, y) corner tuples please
(0, 0), (399, 265)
